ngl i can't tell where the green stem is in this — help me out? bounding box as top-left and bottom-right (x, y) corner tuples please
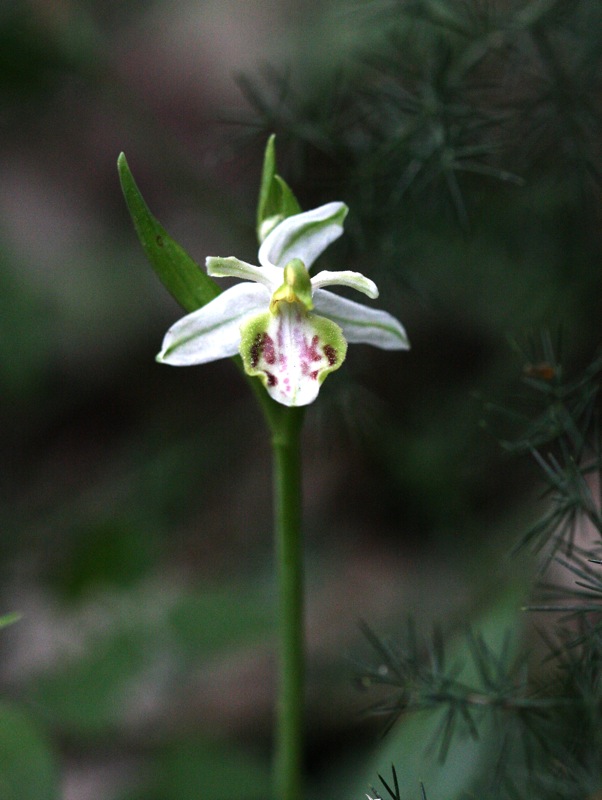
(271, 407), (305, 800)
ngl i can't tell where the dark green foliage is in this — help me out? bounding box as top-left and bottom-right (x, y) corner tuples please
(241, 0), (602, 230)
(367, 764), (427, 800)
(494, 335), (602, 563)
(239, 0), (602, 544)
(358, 337), (601, 798)
(0, 702), (58, 800)
(358, 619), (552, 780)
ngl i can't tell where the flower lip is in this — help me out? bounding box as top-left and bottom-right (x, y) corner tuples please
(240, 302), (347, 406)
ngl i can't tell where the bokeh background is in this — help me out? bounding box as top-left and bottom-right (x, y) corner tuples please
(1, 1), (601, 798)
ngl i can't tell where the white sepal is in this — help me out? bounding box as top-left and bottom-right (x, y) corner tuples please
(258, 202), (348, 269)
(313, 289), (410, 350)
(157, 282), (270, 365)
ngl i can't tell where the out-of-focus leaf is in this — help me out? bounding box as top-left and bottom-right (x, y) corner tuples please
(27, 583), (274, 735)
(0, 612), (21, 629)
(29, 630), (150, 735)
(122, 738), (269, 800)
(51, 517), (160, 600)
(167, 586), (274, 661)
(0, 6), (73, 98)
(117, 153), (221, 313)
(0, 253), (53, 400)
(0, 702), (58, 800)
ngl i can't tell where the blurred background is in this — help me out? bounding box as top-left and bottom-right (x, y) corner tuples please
(1, 0), (601, 798)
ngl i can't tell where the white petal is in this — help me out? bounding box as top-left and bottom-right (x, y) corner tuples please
(313, 289), (410, 350)
(311, 269), (379, 299)
(157, 283), (270, 365)
(206, 256), (281, 290)
(258, 202), (348, 270)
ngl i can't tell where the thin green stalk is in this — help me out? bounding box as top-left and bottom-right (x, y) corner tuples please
(271, 407), (305, 800)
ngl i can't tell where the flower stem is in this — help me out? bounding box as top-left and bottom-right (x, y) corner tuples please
(271, 407), (305, 800)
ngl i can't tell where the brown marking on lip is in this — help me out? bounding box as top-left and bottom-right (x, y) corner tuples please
(250, 332), (276, 369)
(250, 333), (262, 368)
(308, 335), (321, 362)
(324, 344), (337, 366)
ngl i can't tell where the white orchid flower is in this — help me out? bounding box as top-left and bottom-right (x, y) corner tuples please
(157, 202), (409, 407)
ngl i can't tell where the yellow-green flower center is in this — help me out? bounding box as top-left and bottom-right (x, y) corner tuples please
(270, 258), (313, 313)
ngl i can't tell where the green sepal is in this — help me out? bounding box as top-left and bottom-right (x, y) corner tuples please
(256, 135), (302, 244)
(118, 153), (221, 313)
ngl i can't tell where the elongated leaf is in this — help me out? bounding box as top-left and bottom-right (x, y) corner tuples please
(117, 151), (296, 427)
(118, 153), (220, 313)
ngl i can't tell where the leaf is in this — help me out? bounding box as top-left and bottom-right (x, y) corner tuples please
(29, 630), (150, 735)
(0, 702), (58, 800)
(256, 134), (301, 243)
(0, 612), (22, 629)
(166, 586), (275, 661)
(117, 153), (221, 313)
(27, 584), (274, 735)
(123, 738), (270, 800)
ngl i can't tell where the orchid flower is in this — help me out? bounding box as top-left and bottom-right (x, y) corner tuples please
(157, 202), (409, 407)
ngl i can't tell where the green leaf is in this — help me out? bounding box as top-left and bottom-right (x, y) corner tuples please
(27, 583), (275, 736)
(0, 702), (58, 800)
(256, 134), (301, 244)
(117, 153), (221, 313)
(29, 630), (150, 734)
(124, 738), (270, 800)
(167, 585), (275, 661)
